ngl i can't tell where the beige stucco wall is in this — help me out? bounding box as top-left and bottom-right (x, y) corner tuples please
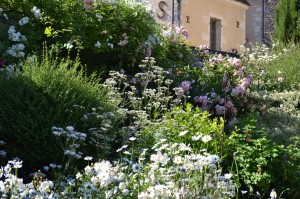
(181, 0), (248, 52)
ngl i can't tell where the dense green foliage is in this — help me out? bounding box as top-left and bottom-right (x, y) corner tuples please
(0, 0), (194, 75)
(274, 0), (300, 44)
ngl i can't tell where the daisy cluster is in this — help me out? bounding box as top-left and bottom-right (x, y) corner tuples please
(0, 161), (57, 198)
(136, 140), (236, 199)
(60, 139), (236, 198)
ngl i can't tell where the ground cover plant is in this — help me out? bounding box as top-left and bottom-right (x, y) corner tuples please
(0, 0), (300, 199)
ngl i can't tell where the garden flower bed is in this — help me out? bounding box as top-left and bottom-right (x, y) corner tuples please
(0, 1), (299, 198)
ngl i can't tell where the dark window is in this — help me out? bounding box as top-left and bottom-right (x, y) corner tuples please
(210, 18), (222, 50)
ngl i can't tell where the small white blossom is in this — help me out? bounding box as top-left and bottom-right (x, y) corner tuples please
(95, 41), (101, 48)
(192, 134), (202, 141)
(129, 137), (136, 141)
(118, 182), (126, 190)
(38, 180), (54, 193)
(8, 160), (22, 169)
(224, 173), (233, 179)
(123, 151), (131, 155)
(132, 163), (141, 172)
(201, 135), (212, 143)
(64, 43), (73, 50)
(84, 156), (93, 161)
(270, 189), (277, 199)
(178, 130), (188, 137)
(66, 126), (75, 131)
(173, 156), (182, 164)
(3, 14), (8, 20)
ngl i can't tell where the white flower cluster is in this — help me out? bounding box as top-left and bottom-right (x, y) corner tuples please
(74, 160), (130, 198)
(6, 43), (25, 58)
(137, 141), (236, 198)
(7, 26), (27, 42)
(0, 161), (57, 198)
(52, 126), (86, 159)
(31, 6), (42, 18)
(70, 140), (236, 198)
(18, 17), (29, 26)
(0, 139), (236, 198)
(52, 126), (86, 140)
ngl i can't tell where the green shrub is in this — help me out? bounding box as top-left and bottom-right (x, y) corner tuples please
(1, 0), (162, 72)
(139, 103), (224, 154)
(0, 52), (115, 173)
(226, 124), (283, 197)
(248, 90), (300, 144)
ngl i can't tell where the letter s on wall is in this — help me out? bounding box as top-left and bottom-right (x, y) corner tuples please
(157, 1), (167, 18)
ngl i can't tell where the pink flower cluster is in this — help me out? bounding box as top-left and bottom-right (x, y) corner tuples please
(215, 100), (237, 116)
(231, 86), (245, 97)
(193, 95), (208, 108)
(209, 54), (224, 65)
(175, 26), (189, 38)
(215, 105), (225, 115)
(228, 57), (242, 68)
(181, 80), (192, 91)
(231, 75), (252, 97)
